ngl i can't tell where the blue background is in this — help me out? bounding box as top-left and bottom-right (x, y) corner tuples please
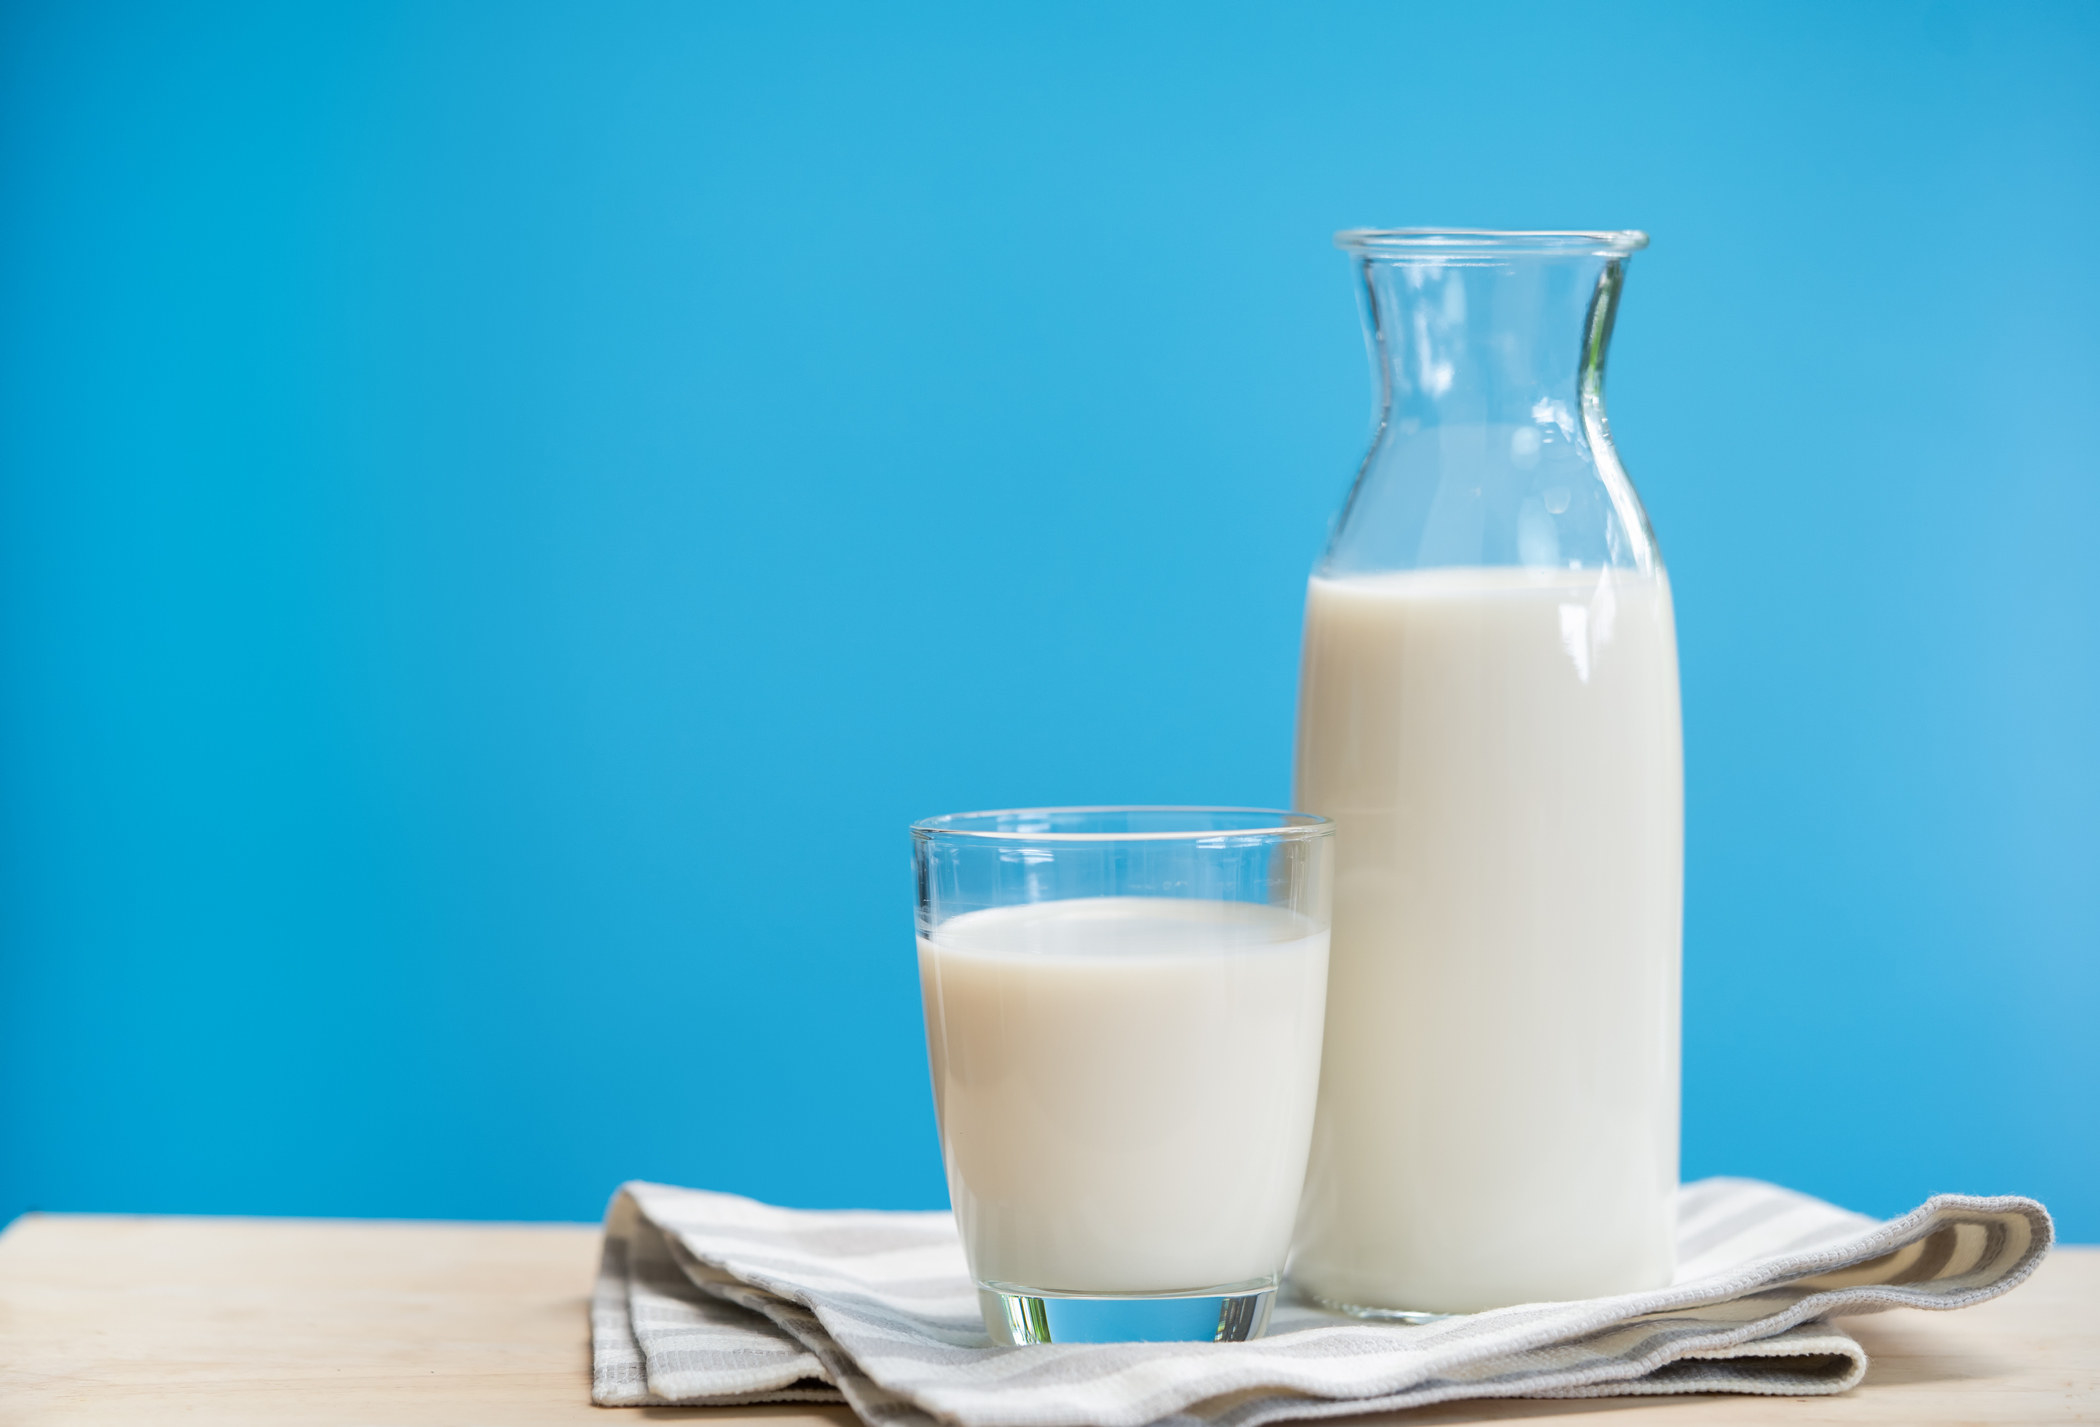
(3, 1), (2095, 1238)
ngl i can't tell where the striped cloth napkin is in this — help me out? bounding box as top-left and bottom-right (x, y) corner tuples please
(591, 1177), (2051, 1424)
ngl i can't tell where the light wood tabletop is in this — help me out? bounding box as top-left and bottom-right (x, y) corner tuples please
(0, 1212), (2091, 1425)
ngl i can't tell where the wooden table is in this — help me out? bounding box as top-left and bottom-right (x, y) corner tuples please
(0, 1214), (2092, 1424)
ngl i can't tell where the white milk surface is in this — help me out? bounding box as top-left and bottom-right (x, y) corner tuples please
(1292, 566), (1682, 1314)
(920, 897), (1328, 1294)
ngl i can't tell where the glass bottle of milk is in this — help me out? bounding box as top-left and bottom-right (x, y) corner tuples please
(1290, 229), (1680, 1316)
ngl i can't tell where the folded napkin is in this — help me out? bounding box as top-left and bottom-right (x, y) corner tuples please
(591, 1177), (2050, 1425)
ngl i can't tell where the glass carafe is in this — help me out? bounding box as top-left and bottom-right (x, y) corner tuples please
(1289, 230), (1681, 1316)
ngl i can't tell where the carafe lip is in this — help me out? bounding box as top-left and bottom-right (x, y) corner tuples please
(1336, 228), (1648, 258)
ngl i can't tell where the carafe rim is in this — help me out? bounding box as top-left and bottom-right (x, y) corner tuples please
(1336, 228), (1648, 258)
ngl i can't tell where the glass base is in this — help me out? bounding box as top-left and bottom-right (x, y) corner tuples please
(978, 1276), (1277, 1344)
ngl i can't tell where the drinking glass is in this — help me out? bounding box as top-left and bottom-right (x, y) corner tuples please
(913, 807), (1333, 1344)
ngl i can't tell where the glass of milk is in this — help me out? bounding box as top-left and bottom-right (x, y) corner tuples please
(913, 806), (1333, 1345)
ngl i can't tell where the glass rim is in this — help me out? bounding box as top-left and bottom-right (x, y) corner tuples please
(1335, 227), (1649, 258)
(911, 805), (1333, 843)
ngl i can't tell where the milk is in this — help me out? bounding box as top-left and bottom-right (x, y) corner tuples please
(920, 897), (1329, 1294)
(1291, 566), (1681, 1313)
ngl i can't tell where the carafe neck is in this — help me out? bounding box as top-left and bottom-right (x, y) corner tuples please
(1323, 230), (1658, 579)
(1356, 244), (1626, 440)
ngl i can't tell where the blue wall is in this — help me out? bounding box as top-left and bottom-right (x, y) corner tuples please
(3, 1), (2094, 1236)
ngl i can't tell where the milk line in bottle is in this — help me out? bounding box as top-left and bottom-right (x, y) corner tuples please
(1288, 230), (1682, 1315)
